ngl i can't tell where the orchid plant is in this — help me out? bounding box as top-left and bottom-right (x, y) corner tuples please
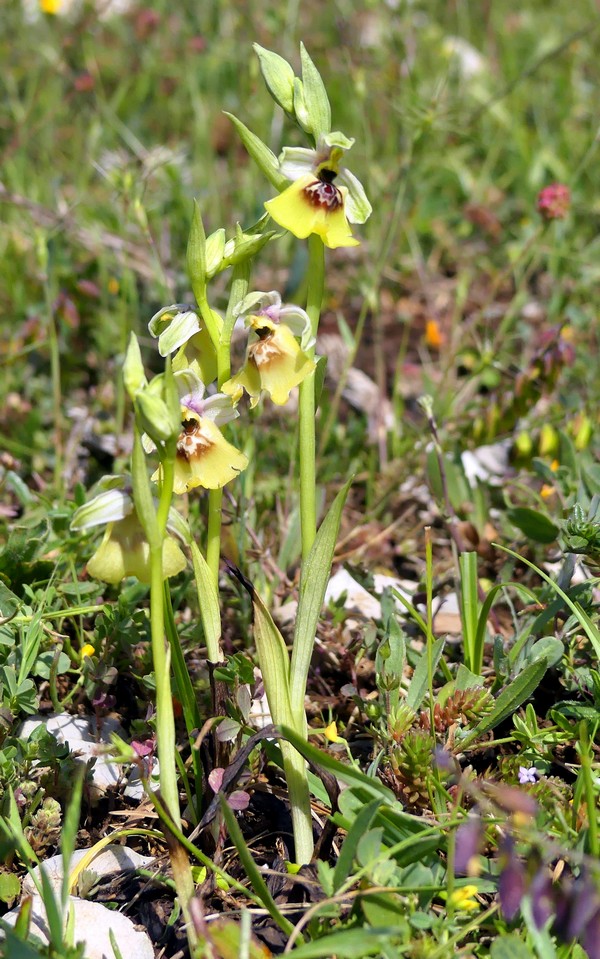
(71, 42), (370, 942)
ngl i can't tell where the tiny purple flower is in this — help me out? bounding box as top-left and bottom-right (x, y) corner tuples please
(518, 765), (538, 784)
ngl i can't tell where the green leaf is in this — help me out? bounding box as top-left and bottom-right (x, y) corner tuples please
(299, 43), (331, 137)
(460, 550), (480, 673)
(224, 113), (288, 191)
(507, 507), (559, 544)
(219, 797), (295, 938)
(490, 935), (534, 959)
(253, 44), (295, 113)
(250, 587), (293, 727)
(33, 651), (70, 680)
(290, 927), (399, 959)
(0, 872), (20, 903)
(189, 541), (221, 663)
(496, 544), (600, 660)
(314, 354), (328, 410)
(0, 581), (20, 625)
(1, 925), (44, 959)
(524, 636), (564, 668)
(455, 664), (485, 691)
(290, 480), (352, 715)
(332, 798), (382, 891)
(186, 199), (207, 305)
(406, 637), (445, 711)
(356, 827), (384, 868)
(461, 659), (548, 747)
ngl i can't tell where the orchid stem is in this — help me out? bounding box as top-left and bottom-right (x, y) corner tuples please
(205, 265), (250, 593)
(298, 235), (325, 561)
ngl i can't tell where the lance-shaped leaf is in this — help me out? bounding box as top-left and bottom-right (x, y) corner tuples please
(189, 540), (221, 664)
(231, 569), (293, 727)
(186, 200), (207, 305)
(290, 479), (352, 716)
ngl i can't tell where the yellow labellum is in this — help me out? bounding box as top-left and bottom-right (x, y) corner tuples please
(265, 175), (359, 249)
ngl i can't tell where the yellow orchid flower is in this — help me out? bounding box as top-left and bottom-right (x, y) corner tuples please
(87, 513), (186, 585)
(71, 477), (187, 585)
(156, 408), (248, 493)
(264, 132), (371, 249)
(265, 175), (358, 249)
(225, 317), (315, 407)
(223, 291), (316, 407)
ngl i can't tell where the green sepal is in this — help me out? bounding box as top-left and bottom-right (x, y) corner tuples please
(136, 391), (178, 448)
(123, 332), (147, 401)
(186, 199), (207, 305)
(293, 77), (310, 132)
(222, 228), (278, 268)
(205, 228), (226, 278)
(253, 44), (295, 114)
(300, 43), (331, 138)
(224, 112), (288, 191)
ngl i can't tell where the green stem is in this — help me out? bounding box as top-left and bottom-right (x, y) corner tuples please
(44, 262), (63, 493)
(281, 739), (314, 865)
(148, 455), (198, 949)
(149, 457), (180, 827)
(204, 265), (250, 589)
(578, 722), (599, 857)
(298, 235), (325, 561)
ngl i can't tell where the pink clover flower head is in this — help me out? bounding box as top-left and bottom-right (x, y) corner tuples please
(537, 183), (571, 220)
(518, 765), (538, 784)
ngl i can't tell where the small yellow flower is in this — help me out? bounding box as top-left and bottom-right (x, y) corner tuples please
(324, 721), (343, 743)
(40, 0), (62, 13)
(158, 409), (248, 493)
(264, 133), (371, 249)
(224, 317), (315, 407)
(87, 513), (186, 584)
(107, 277), (120, 296)
(265, 175), (359, 249)
(447, 885), (480, 912)
(540, 483), (555, 499)
(81, 644), (95, 659)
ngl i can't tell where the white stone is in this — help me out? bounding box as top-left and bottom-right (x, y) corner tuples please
(325, 568), (382, 619)
(18, 714), (125, 797)
(3, 895), (154, 959)
(123, 758), (160, 801)
(22, 844), (155, 896)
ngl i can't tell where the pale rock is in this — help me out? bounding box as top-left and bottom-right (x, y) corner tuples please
(3, 895), (154, 959)
(22, 844), (155, 897)
(18, 714), (125, 797)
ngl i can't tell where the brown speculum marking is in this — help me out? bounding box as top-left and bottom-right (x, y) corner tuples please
(303, 168), (343, 211)
(177, 419), (212, 461)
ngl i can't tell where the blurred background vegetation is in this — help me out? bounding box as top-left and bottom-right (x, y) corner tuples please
(1, 0), (599, 494)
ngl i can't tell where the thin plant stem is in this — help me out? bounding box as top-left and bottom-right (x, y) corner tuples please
(149, 455), (179, 826)
(148, 453), (198, 950)
(578, 722), (599, 857)
(425, 526), (435, 734)
(42, 252), (63, 493)
(204, 265), (250, 590)
(298, 235), (325, 561)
